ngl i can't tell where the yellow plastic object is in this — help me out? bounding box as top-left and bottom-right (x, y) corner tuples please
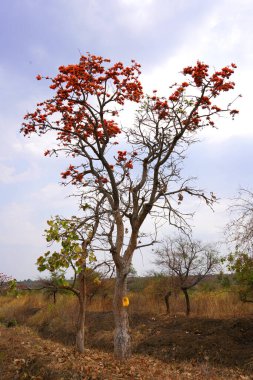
(122, 296), (129, 307)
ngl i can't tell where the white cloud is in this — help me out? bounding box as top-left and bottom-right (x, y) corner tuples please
(0, 202), (42, 246)
(30, 182), (76, 215)
(139, 1), (253, 143)
(0, 162), (40, 184)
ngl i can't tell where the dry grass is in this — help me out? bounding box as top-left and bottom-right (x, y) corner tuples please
(0, 288), (252, 333)
(127, 290), (253, 318)
(0, 290), (252, 378)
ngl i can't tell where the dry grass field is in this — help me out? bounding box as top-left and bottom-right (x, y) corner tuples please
(0, 283), (252, 379)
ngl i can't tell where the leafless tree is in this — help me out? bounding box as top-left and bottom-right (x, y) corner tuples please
(226, 188), (253, 254)
(155, 235), (219, 316)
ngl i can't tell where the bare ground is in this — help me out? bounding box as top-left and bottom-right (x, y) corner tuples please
(0, 312), (253, 379)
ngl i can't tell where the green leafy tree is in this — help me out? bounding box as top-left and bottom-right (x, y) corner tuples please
(227, 252), (253, 302)
(37, 211), (112, 353)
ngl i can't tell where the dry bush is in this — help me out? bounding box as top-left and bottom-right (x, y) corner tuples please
(0, 285), (252, 337)
(192, 291), (253, 318)
(0, 293), (44, 324)
(0, 293), (78, 344)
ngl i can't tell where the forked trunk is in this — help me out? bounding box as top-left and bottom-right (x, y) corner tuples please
(113, 272), (131, 360)
(76, 272), (87, 353)
(182, 287), (190, 316)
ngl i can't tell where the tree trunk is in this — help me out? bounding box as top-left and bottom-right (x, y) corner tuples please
(182, 288), (190, 316)
(76, 272), (87, 353)
(53, 290), (57, 304)
(164, 290), (172, 315)
(113, 271), (131, 360)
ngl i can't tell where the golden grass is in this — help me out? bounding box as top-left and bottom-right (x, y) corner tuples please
(0, 288), (252, 331)
(127, 290), (253, 317)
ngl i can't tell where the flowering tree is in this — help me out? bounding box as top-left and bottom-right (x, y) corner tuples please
(21, 54), (238, 359)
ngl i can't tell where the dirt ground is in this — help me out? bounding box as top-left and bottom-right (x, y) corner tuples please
(86, 312), (253, 368)
(0, 312), (253, 379)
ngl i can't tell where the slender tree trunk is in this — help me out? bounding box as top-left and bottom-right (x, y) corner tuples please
(53, 290), (57, 304)
(182, 288), (190, 316)
(164, 290), (172, 315)
(113, 271), (131, 360)
(76, 272), (87, 353)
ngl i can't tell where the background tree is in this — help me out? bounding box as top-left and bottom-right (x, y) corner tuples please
(0, 273), (15, 295)
(38, 272), (72, 305)
(226, 252), (253, 303)
(226, 188), (253, 253)
(143, 271), (176, 315)
(155, 235), (219, 315)
(37, 210), (113, 353)
(224, 188), (253, 302)
(21, 54), (238, 359)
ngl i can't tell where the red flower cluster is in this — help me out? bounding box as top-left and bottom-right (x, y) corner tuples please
(21, 56), (239, 159)
(125, 160), (133, 169)
(182, 111), (201, 130)
(117, 150), (127, 162)
(200, 96), (211, 107)
(95, 176), (108, 184)
(169, 81), (189, 103)
(183, 61), (209, 87)
(61, 165), (84, 185)
(210, 66), (236, 96)
(99, 120), (121, 138)
(153, 98), (170, 119)
(21, 54), (143, 142)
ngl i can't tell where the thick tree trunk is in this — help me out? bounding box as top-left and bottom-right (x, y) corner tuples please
(76, 272), (87, 353)
(182, 288), (190, 316)
(113, 272), (131, 360)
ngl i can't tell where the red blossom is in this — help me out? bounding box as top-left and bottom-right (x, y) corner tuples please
(95, 176), (108, 184)
(21, 56), (239, 181)
(183, 61), (209, 87)
(117, 151), (127, 162)
(21, 54), (144, 141)
(125, 160), (133, 169)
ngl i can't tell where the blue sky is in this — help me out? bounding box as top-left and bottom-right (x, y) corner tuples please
(1, 0), (253, 279)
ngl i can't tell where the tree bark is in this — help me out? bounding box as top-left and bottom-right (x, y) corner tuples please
(164, 290), (172, 315)
(113, 271), (131, 360)
(182, 288), (190, 316)
(53, 290), (57, 304)
(76, 272), (87, 353)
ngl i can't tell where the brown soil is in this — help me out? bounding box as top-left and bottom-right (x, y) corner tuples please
(0, 312), (252, 379)
(86, 312), (253, 369)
